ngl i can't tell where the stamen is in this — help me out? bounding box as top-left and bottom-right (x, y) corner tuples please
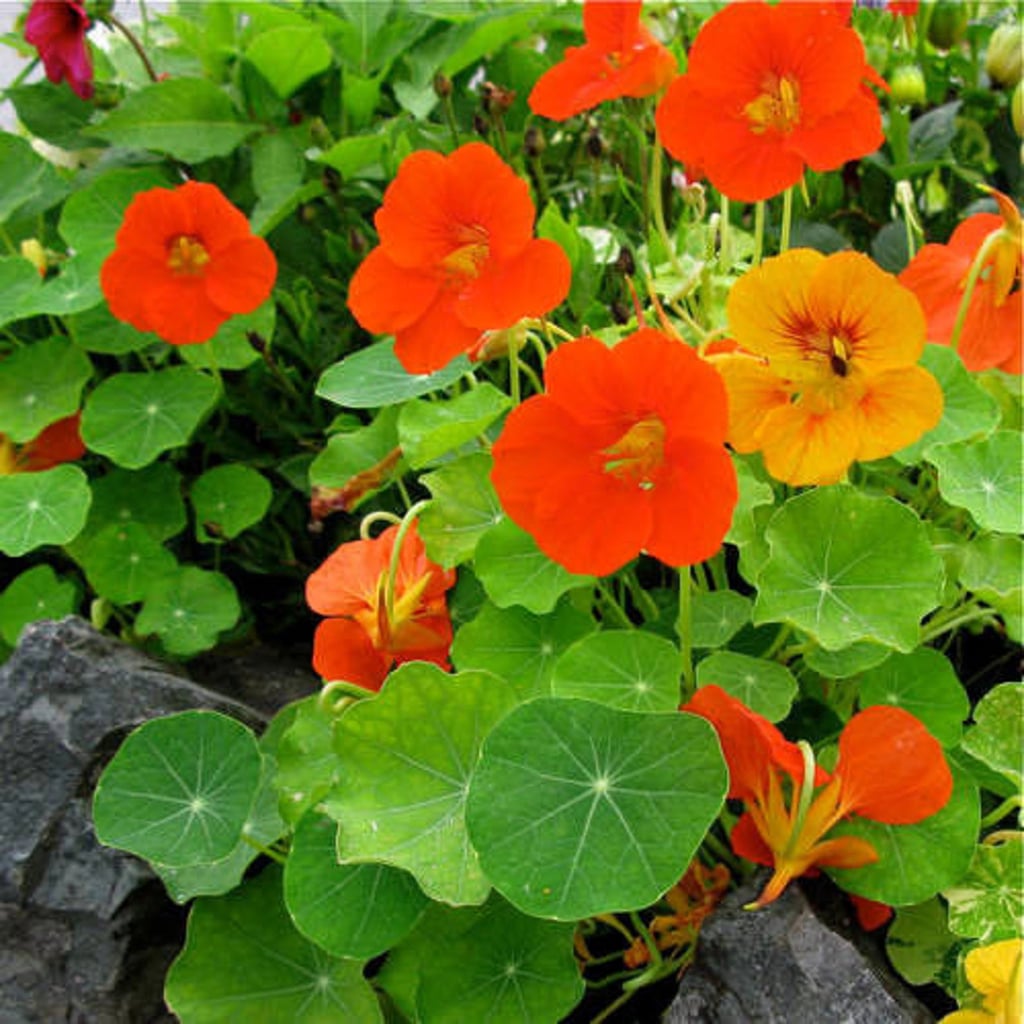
(602, 417), (666, 489)
(167, 235), (210, 276)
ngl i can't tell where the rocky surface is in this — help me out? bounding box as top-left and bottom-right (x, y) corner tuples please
(666, 873), (935, 1024)
(0, 616), (315, 1024)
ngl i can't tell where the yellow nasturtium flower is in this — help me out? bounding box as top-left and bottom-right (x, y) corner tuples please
(941, 939), (1023, 1024)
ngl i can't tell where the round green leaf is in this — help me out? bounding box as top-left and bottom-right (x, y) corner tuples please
(696, 651), (797, 722)
(858, 648), (969, 748)
(308, 407), (399, 494)
(690, 590), (752, 649)
(0, 564), (78, 645)
(316, 339), (469, 409)
(961, 534), (1022, 639)
(466, 698), (727, 920)
(415, 896), (584, 1024)
(246, 26), (333, 98)
(0, 465), (91, 556)
(895, 345), (1001, 463)
(551, 630), (682, 712)
(79, 521), (177, 604)
(754, 486), (943, 652)
(179, 300), (275, 372)
(474, 517), (594, 615)
(944, 842), (1023, 942)
(803, 640), (892, 679)
(190, 465), (272, 542)
(451, 600), (596, 699)
(0, 132), (68, 225)
(284, 812), (429, 959)
(324, 664), (518, 905)
(94, 78), (253, 163)
(930, 432), (1024, 534)
(78, 463), (186, 544)
(419, 452), (504, 568)
(0, 257), (44, 330)
(165, 866), (383, 1024)
(0, 337), (92, 442)
(93, 710), (262, 868)
(135, 567), (240, 656)
(961, 683), (1022, 788)
(827, 765), (979, 905)
(81, 368), (219, 469)
(273, 695), (346, 826)
(68, 302), (159, 354)
(886, 899), (956, 987)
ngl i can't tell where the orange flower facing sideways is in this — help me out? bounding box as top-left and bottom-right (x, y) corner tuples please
(305, 522), (456, 692)
(0, 414), (85, 475)
(529, 0), (677, 121)
(348, 143), (571, 374)
(655, 1), (885, 202)
(684, 685), (954, 908)
(900, 189), (1022, 374)
(940, 939), (1023, 1024)
(712, 248), (943, 486)
(101, 181), (277, 346)
(490, 329), (738, 577)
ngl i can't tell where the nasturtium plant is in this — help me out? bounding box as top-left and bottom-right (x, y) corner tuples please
(6, 0), (1017, 1019)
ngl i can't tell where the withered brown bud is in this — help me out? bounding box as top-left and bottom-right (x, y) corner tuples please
(246, 330), (268, 354)
(524, 125), (546, 159)
(321, 166), (342, 194)
(610, 300), (631, 324)
(481, 81), (516, 116)
(585, 128), (606, 159)
(473, 112), (490, 137)
(433, 72), (452, 99)
(614, 247), (635, 276)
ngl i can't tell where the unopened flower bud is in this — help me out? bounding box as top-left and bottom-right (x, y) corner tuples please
(986, 23), (1023, 88)
(433, 72), (452, 100)
(1012, 81), (1023, 137)
(927, 1), (968, 50)
(20, 238), (47, 276)
(614, 247), (635, 276)
(890, 64), (927, 106)
(524, 125), (546, 159)
(585, 127), (606, 159)
(473, 112), (489, 137)
(610, 300), (631, 324)
(480, 81), (515, 116)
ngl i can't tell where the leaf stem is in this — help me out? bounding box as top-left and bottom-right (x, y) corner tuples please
(677, 568), (695, 697)
(105, 13), (160, 83)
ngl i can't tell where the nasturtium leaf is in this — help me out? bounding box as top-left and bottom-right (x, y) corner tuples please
(80, 463), (186, 543)
(0, 257), (44, 330)
(690, 590), (753, 648)
(961, 683), (1023, 788)
(467, 698), (727, 920)
(827, 766), (979, 906)
(858, 648), (969, 748)
(68, 302), (159, 354)
(754, 486), (943, 652)
(316, 339), (470, 408)
(308, 407), (400, 494)
(451, 600), (596, 699)
(19, 251), (105, 318)
(415, 895), (585, 1024)
(93, 710), (262, 868)
(318, 134), (386, 179)
(179, 300), (276, 372)
(79, 521), (177, 605)
(397, 383), (509, 468)
(246, 25), (333, 97)
(803, 639), (891, 679)
(165, 866), (383, 1024)
(736, 504), (775, 588)
(0, 564), (78, 646)
(0, 133), (67, 225)
(896, 346), (1001, 463)
(961, 535), (1022, 642)
(930, 432), (1024, 535)
(0, 465), (91, 556)
(324, 664), (518, 905)
(155, 755), (286, 904)
(474, 517), (594, 615)
(886, 899), (957, 986)
(0, 337), (92, 443)
(94, 78), (253, 162)
(273, 694), (346, 826)
(944, 842), (1023, 942)
(419, 452), (504, 567)
(284, 812), (429, 959)
(724, 455), (775, 549)
(696, 651), (797, 723)
(190, 465), (272, 542)
(81, 368), (219, 469)
(6, 80), (98, 151)
(59, 166), (172, 256)
(551, 630), (681, 712)
(135, 567), (241, 656)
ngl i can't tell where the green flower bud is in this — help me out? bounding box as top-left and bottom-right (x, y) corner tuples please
(927, 1), (969, 50)
(986, 23), (1023, 88)
(890, 64), (927, 106)
(1012, 81), (1023, 137)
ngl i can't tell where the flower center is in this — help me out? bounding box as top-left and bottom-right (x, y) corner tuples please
(364, 567), (434, 653)
(602, 416), (666, 489)
(441, 223), (490, 281)
(828, 335), (852, 377)
(167, 235), (210, 276)
(745, 74), (801, 135)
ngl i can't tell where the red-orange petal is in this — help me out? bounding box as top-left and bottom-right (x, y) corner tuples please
(347, 246), (441, 336)
(836, 705), (953, 825)
(583, 0), (643, 51)
(204, 236), (277, 314)
(730, 811), (775, 867)
(312, 617), (391, 691)
(20, 414), (85, 471)
(393, 290), (484, 374)
(306, 534), (386, 617)
(529, 45), (620, 121)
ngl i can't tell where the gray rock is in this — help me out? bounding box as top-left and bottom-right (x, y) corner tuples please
(666, 874), (934, 1024)
(0, 617), (279, 1024)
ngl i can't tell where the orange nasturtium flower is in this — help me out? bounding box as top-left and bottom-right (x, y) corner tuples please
(899, 189), (1022, 374)
(711, 248), (943, 486)
(939, 939), (1023, 1024)
(654, 1), (885, 202)
(684, 685), (954, 908)
(101, 181), (277, 347)
(490, 329), (738, 578)
(305, 522), (456, 692)
(528, 0), (677, 121)
(347, 143), (571, 374)
(0, 414), (85, 475)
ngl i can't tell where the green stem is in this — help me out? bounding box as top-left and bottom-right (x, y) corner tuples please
(719, 195), (731, 270)
(779, 187), (794, 253)
(677, 568), (695, 697)
(761, 623), (793, 661)
(359, 510), (401, 540)
(106, 13), (160, 82)
(508, 337), (521, 406)
(650, 138), (686, 280)
(441, 94), (461, 149)
(240, 834), (287, 865)
(752, 201), (766, 266)
(384, 500), (432, 628)
(597, 581), (633, 629)
(919, 602), (994, 644)
(979, 795), (1022, 830)
(948, 229), (1003, 355)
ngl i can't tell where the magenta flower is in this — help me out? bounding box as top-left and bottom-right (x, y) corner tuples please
(24, 0), (94, 101)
